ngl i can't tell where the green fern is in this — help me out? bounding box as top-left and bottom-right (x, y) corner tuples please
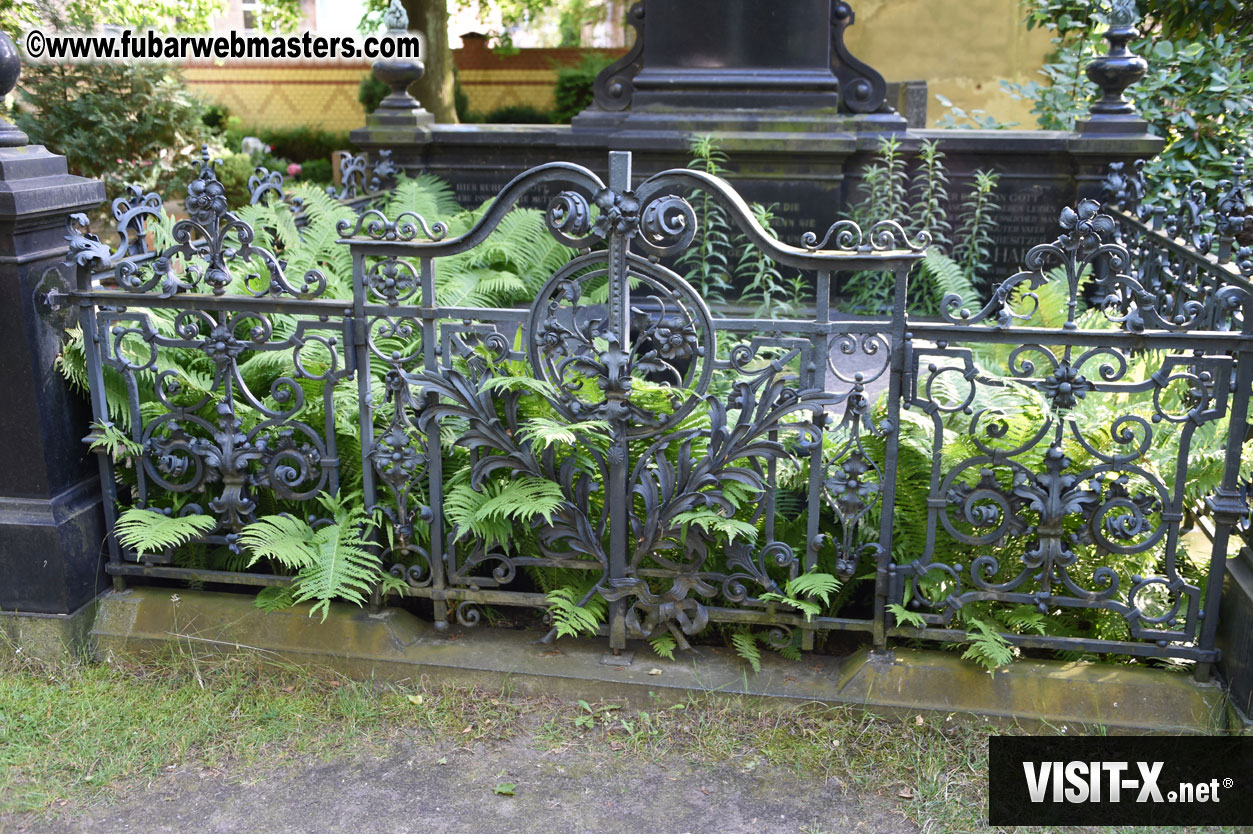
(444, 476), (566, 549)
(671, 508), (759, 546)
(114, 508), (216, 558)
(1004, 604), (1048, 636)
(649, 634), (677, 660)
(516, 417), (611, 450)
(960, 617), (1017, 672)
(730, 631), (762, 673)
(913, 249), (978, 318)
(85, 420), (143, 462)
(887, 602), (928, 628)
(253, 585), (296, 611)
(240, 492), (392, 621)
(478, 375), (562, 399)
(546, 585), (606, 639)
(759, 570), (841, 622)
(384, 173), (460, 223)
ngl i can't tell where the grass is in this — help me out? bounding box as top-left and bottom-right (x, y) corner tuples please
(0, 643), (1243, 834)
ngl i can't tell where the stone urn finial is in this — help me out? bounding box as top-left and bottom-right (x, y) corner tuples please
(0, 32), (29, 147)
(1086, 0), (1148, 117)
(383, 0), (408, 31)
(370, 0), (433, 125)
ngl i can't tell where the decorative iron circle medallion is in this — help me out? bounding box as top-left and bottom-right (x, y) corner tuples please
(526, 252), (714, 437)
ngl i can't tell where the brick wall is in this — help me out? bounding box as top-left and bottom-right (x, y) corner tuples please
(453, 34), (624, 115)
(180, 38), (627, 131)
(181, 56), (371, 132)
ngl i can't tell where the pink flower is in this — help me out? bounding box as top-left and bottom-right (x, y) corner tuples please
(287, 163), (302, 176)
(116, 158), (124, 164)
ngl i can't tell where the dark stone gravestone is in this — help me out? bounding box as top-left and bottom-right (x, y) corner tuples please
(0, 34), (108, 617)
(352, 0), (1162, 285)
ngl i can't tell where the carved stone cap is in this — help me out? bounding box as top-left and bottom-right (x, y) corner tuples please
(586, 0), (890, 118)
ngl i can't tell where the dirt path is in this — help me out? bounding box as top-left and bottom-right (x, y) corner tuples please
(11, 735), (916, 834)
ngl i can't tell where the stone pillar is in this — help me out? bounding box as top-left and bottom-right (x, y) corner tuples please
(0, 34), (108, 618)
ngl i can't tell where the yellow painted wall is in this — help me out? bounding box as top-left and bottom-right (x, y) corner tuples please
(178, 1), (1054, 131)
(181, 58), (371, 132)
(843, 0), (1054, 128)
(456, 68), (558, 114)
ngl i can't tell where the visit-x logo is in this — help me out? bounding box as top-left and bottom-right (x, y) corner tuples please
(988, 736), (1253, 826)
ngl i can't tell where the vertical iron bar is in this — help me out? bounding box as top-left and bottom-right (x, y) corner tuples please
(802, 270), (832, 652)
(77, 265), (123, 589)
(606, 150), (632, 651)
(1196, 312), (1253, 681)
(420, 256), (449, 629)
(350, 251), (383, 613)
(873, 266), (910, 649)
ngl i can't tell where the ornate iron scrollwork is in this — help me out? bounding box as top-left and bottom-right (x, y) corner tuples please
(830, 2), (889, 114)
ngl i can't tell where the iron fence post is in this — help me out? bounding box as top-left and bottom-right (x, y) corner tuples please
(873, 266), (910, 649)
(420, 255), (449, 629)
(802, 270), (833, 652)
(606, 150), (633, 651)
(1197, 300), (1253, 681)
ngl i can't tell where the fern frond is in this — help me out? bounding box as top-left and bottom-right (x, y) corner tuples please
(785, 571), (841, 607)
(475, 476), (564, 525)
(760, 570), (841, 621)
(731, 631), (762, 673)
(887, 602), (928, 628)
(115, 508), (216, 557)
(517, 417), (612, 450)
(1004, 604), (1048, 635)
(671, 508), (759, 545)
(960, 618), (1016, 671)
(916, 249), (978, 317)
(254, 585), (296, 611)
(546, 586), (606, 639)
(240, 513), (319, 571)
(385, 174), (460, 224)
(296, 525), (378, 619)
(240, 492), (383, 621)
(649, 634), (677, 660)
(477, 375), (562, 399)
(85, 420), (142, 461)
(445, 476), (566, 548)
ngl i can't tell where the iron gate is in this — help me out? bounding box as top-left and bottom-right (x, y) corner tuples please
(60, 149), (1253, 676)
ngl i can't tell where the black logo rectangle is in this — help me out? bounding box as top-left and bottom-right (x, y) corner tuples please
(989, 736), (1253, 826)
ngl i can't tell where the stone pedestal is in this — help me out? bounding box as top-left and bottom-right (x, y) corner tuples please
(351, 124), (1162, 283)
(0, 145), (107, 615)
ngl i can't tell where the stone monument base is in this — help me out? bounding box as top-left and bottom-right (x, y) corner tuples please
(350, 122), (1162, 283)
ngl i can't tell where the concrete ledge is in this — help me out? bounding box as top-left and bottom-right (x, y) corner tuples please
(91, 588), (1231, 733)
(1, 595), (99, 661)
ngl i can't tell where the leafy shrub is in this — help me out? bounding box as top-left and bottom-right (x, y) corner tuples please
(213, 151), (257, 206)
(247, 126), (351, 164)
(552, 52), (614, 123)
(359, 73), (389, 115)
(1004, 1), (1253, 195)
(202, 104), (231, 131)
(482, 104), (552, 124)
(14, 62), (211, 193)
(454, 67), (471, 122)
(298, 158), (333, 184)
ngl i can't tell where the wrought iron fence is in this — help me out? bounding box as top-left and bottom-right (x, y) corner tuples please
(56, 147), (1253, 677)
